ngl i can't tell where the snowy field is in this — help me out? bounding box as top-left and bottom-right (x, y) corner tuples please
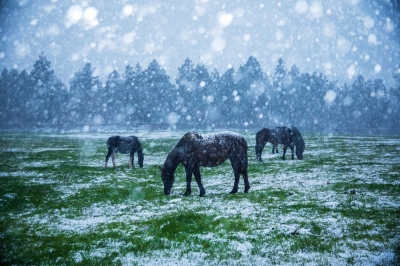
(1, 131), (399, 265)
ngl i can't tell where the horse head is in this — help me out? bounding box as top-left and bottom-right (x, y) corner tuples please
(295, 138), (305, 160)
(159, 165), (174, 195)
(290, 126), (305, 160)
(138, 148), (144, 168)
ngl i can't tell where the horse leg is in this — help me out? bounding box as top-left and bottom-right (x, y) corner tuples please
(184, 166), (193, 196)
(243, 171), (250, 193)
(230, 169), (240, 194)
(193, 166), (205, 197)
(241, 158), (250, 193)
(290, 144), (294, 160)
(129, 152), (135, 168)
(112, 152), (116, 168)
(105, 148), (113, 169)
(229, 157), (242, 194)
(282, 145), (287, 160)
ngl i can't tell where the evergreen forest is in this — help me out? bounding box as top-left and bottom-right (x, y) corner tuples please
(1, 53), (399, 134)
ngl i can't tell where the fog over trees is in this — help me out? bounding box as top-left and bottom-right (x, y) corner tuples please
(0, 1), (399, 134)
(1, 53), (399, 134)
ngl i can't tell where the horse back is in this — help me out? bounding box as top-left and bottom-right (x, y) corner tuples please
(198, 132), (247, 166)
(274, 126), (292, 144)
(256, 128), (273, 145)
(176, 132), (247, 167)
(107, 135), (139, 154)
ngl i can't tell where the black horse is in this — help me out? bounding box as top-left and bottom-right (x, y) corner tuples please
(256, 126), (297, 161)
(159, 131), (250, 197)
(105, 135), (144, 169)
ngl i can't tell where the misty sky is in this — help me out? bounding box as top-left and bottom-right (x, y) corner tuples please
(0, 0), (399, 86)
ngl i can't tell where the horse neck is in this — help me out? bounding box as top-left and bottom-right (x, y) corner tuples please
(137, 145), (143, 157)
(164, 149), (182, 173)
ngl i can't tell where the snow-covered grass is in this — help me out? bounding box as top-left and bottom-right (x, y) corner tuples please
(1, 131), (399, 265)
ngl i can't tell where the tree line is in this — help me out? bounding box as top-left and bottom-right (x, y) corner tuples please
(1, 53), (399, 134)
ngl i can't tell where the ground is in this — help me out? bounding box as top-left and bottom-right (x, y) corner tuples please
(0, 131), (399, 265)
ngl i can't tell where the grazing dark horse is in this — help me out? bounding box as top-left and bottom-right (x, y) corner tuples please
(105, 135), (144, 169)
(159, 131), (250, 197)
(255, 126), (293, 161)
(288, 126), (305, 160)
(270, 127), (289, 154)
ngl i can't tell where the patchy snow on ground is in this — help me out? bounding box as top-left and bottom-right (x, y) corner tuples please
(1, 131), (399, 265)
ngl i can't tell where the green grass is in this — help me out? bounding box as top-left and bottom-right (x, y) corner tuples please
(0, 131), (399, 265)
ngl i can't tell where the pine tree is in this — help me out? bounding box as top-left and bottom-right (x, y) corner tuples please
(9, 69), (28, 124)
(143, 59), (174, 125)
(388, 65), (400, 132)
(192, 62), (211, 124)
(28, 53), (67, 126)
(102, 70), (124, 125)
(0, 68), (11, 123)
(236, 56), (266, 126)
(219, 67), (237, 126)
(273, 58), (286, 89)
(123, 64), (143, 123)
(175, 58), (196, 125)
(204, 68), (221, 126)
(69, 62), (102, 125)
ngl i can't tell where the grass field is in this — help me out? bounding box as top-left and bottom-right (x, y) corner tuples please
(0, 131), (399, 265)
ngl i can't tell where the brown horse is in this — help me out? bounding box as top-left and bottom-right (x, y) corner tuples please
(159, 131), (250, 197)
(255, 126), (293, 161)
(255, 128), (274, 161)
(256, 126), (305, 161)
(105, 135), (144, 169)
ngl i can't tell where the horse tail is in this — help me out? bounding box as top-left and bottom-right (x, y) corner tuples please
(106, 137), (111, 148)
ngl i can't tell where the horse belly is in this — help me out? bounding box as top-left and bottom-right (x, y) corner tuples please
(198, 148), (229, 167)
(117, 141), (134, 154)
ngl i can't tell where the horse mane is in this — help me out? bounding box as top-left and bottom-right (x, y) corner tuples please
(256, 128), (272, 141)
(183, 132), (203, 141)
(170, 132), (201, 150)
(164, 133), (197, 168)
(106, 135), (121, 147)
